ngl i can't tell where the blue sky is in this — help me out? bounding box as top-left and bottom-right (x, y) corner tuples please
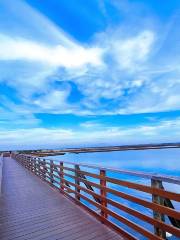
(0, 0), (180, 149)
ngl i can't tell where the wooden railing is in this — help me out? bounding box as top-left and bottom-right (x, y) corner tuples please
(12, 153), (180, 240)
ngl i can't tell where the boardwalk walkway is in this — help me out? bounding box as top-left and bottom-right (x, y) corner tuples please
(0, 158), (124, 240)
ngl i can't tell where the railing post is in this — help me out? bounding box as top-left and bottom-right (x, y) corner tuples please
(32, 159), (35, 173)
(50, 160), (54, 185)
(36, 158), (39, 175)
(31, 158), (34, 172)
(37, 158), (41, 176)
(21, 155), (24, 166)
(43, 159), (46, 180)
(34, 159), (37, 175)
(27, 157), (29, 168)
(36, 159), (39, 175)
(38, 159), (43, 178)
(100, 169), (107, 220)
(29, 157), (32, 170)
(33, 158), (35, 172)
(60, 162), (64, 191)
(23, 156), (26, 167)
(29, 157), (32, 171)
(151, 179), (166, 239)
(75, 165), (80, 201)
(27, 156), (29, 169)
(24, 156), (26, 166)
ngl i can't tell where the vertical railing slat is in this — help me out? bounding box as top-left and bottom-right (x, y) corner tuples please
(43, 159), (46, 180)
(151, 179), (166, 239)
(60, 162), (64, 191)
(75, 165), (80, 201)
(100, 169), (107, 220)
(50, 160), (54, 185)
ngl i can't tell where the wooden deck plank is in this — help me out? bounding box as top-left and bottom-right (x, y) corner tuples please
(0, 158), (125, 240)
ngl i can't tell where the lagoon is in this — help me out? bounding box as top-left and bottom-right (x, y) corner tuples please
(50, 148), (180, 177)
(48, 148), (180, 239)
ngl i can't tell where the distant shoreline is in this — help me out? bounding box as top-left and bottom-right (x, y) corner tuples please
(6, 142), (180, 157)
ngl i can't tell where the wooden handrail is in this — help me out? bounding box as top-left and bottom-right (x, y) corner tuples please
(44, 159), (180, 185)
(17, 154), (180, 184)
(59, 166), (180, 201)
(12, 153), (180, 240)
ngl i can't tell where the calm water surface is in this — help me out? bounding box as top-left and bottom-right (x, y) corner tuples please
(50, 148), (180, 176)
(49, 149), (180, 239)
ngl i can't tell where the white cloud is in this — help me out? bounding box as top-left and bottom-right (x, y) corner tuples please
(0, 109), (40, 130)
(0, 34), (103, 68)
(33, 89), (70, 110)
(0, 0), (104, 117)
(73, 29), (155, 103)
(79, 118), (180, 145)
(0, 0), (103, 69)
(0, 118), (179, 150)
(120, 75), (180, 114)
(0, 0), (78, 46)
(0, 128), (74, 150)
(110, 30), (154, 71)
(0, 0), (180, 120)
(80, 121), (102, 128)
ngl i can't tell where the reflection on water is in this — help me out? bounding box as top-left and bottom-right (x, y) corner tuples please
(49, 149), (180, 240)
(50, 148), (180, 176)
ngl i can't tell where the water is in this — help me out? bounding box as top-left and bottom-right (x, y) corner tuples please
(48, 149), (180, 239)
(50, 148), (180, 176)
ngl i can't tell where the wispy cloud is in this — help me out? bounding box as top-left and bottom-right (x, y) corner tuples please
(0, 118), (179, 150)
(80, 121), (102, 128)
(0, 0), (180, 148)
(1, 0), (180, 116)
(0, 0), (103, 119)
(0, 128), (74, 150)
(0, 34), (103, 68)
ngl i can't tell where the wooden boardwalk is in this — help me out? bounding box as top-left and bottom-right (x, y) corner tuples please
(0, 157), (124, 240)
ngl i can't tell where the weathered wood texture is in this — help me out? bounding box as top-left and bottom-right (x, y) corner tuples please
(0, 157), (124, 240)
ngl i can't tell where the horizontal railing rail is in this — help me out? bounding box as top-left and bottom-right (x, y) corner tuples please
(12, 153), (180, 240)
(46, 159), (180, 185)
